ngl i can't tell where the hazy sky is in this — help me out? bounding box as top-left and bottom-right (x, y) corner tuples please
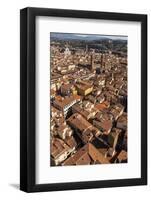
(51, 32), (127, 41)
(74, 34), (127, 40)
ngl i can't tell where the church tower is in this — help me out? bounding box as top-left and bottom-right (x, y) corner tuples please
(90, 52), (95, 71)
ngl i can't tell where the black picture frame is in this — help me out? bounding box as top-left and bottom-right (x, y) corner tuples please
(20, 7), (147, 192)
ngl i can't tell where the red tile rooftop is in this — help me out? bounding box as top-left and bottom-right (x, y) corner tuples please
(62, 143), (110, 166)
(95, 101), (110, 111)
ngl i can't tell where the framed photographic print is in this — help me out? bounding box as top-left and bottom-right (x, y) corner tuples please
(20, 7), (147, 192)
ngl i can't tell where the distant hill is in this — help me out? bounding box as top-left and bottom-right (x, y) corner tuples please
(50, 33), (127, 42)
(50, 33), (127, 53)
